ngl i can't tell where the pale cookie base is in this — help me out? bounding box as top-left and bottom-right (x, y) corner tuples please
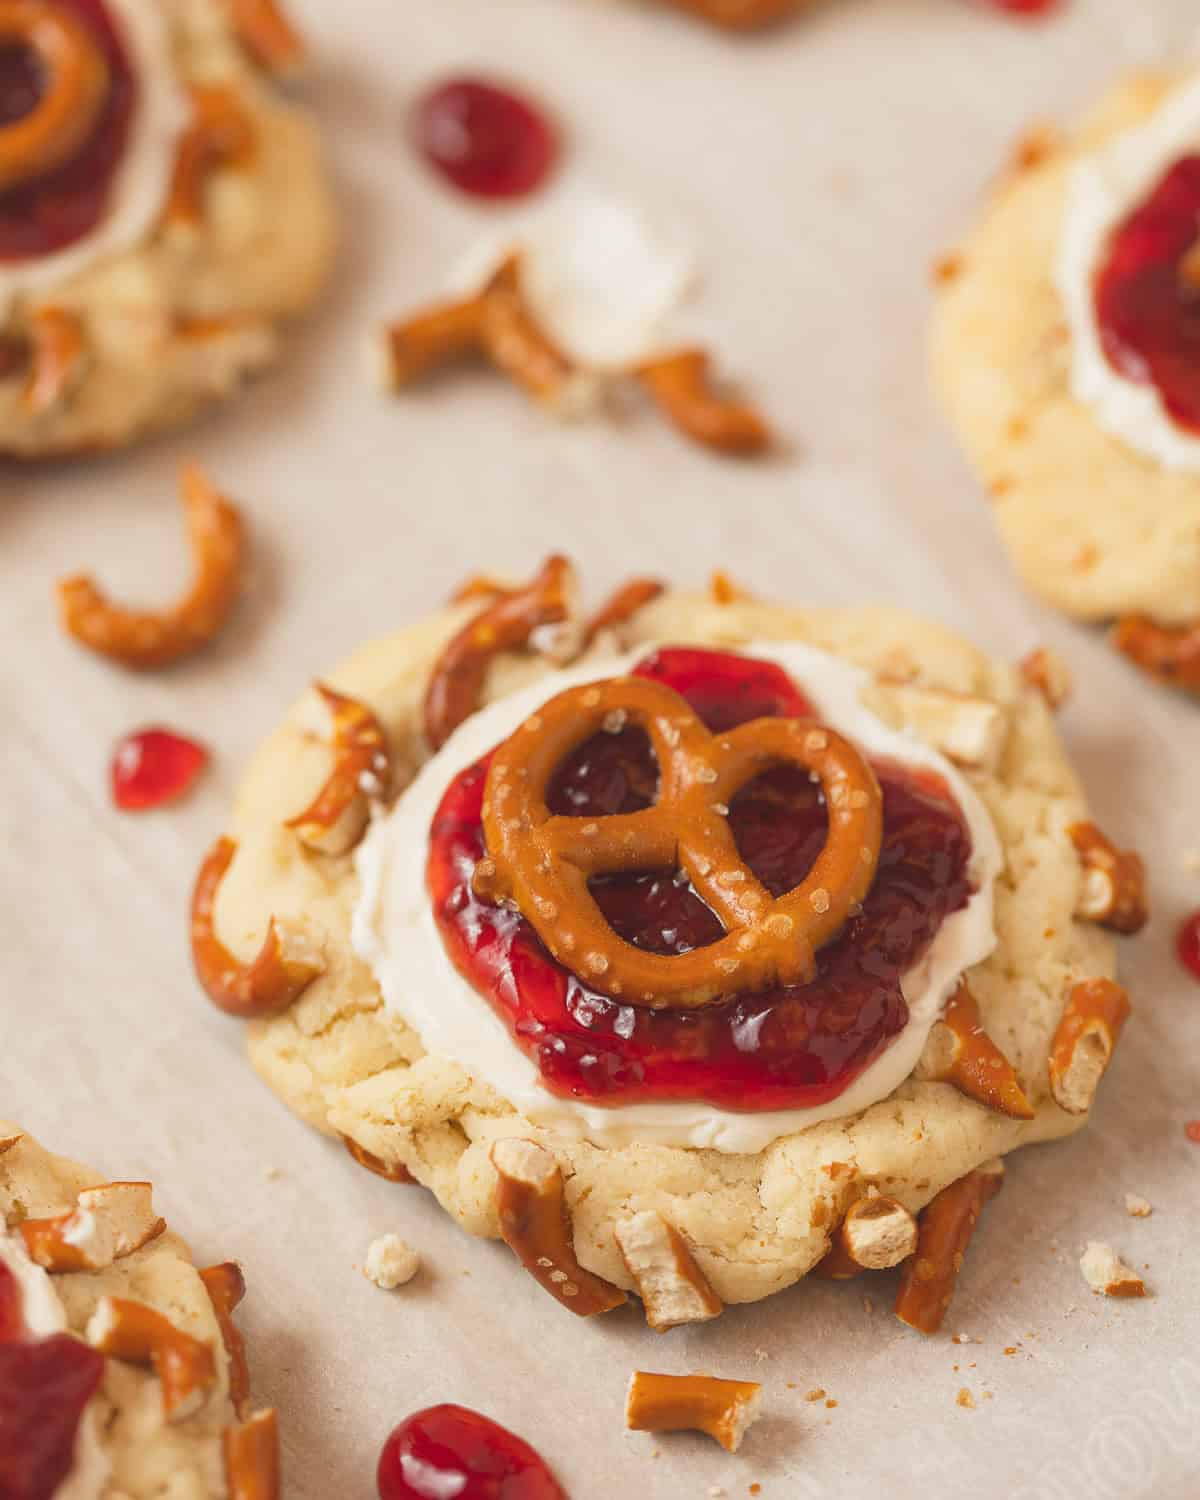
(0, 0), (336, 459)
(931, 72), (1200, 627)
(217, 592), (1117, 1308)
(0, 1122), (248, 1498)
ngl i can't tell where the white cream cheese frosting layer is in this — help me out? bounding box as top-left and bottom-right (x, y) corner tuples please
(1057, 71), (1200, 471)
(0, 1233), (111, 1500)
(0, 0), (190, 318)
(353, 642), (1002, 1155)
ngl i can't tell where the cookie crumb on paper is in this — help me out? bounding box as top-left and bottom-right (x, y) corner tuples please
(363, 1234), (420, 1290)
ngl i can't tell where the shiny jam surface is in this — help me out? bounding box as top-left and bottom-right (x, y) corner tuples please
(0, 0), (137, 262)
(428, 647), (974, 1113)
(1094, 155), (1200, 434)
(1178, 911), (1200, 982)
(0, 1336), (105, 1500)
(412, 78), (557, 200)
(377, 1404), (566, 1500)
(110, 727), (209, 811)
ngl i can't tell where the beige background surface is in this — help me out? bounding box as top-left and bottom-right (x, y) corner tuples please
(2, 1), (1199, 1495)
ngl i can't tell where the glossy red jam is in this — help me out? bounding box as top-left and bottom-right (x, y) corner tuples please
(0, 0), (136, 262)
(1094, 155), (1200, 434)
(981, 0), (1061, 15)
(428, 647), (973, 1113)
(110, 727), (209, 811)
(378, 1404), (566, 1500)
(1178, 911), (1200, 982)
(412, 78), (557, 200)
(0, 1336), (106, 1500)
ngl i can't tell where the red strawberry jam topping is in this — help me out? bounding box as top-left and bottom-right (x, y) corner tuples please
(1178, 910), (1200, 983)
(0, 0), (137, 262)
(981, 0), (1061, 15)
(1094, 155), (1200, 435)
(428, 647), (974, 1113)
(0, 1337), (106, 1500)
(412, 78), (557, 200)
(378, 1404), (567, 1500)
(0, 1259), (22, 1341)
(110, 726), (209, 811)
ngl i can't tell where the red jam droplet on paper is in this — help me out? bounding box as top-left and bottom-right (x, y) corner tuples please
(0, 0), (137, 262)
(378, 1404), (567, 1500)
(412, 78), (557, 200)
(1094, 156), (1200, 434)
(982, 0), (1061, 16)
(1178, 911), (1200, 982)
(0, 1336), (106, 1500)
(0, 1260), (23, 1342)
(111, 728), (209, 811)
(428, 646), (974, 1113)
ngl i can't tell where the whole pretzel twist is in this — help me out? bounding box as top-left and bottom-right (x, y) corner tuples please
(474, 676), (883, 1010)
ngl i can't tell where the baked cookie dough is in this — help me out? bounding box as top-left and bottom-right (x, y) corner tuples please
(195, 575), (1137, 1319)
(0, 0), (334, 458)
(0, 1122), (278, 1498)
(932, 72), (1200, 690)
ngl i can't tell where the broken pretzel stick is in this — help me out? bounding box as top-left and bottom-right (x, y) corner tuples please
(894, 1160), (1004, 1336)
(916, 978), (1034, 1120)
(1113, 614), (1200, 694)
(229, 0), (306, 76)
(286, 684), (390, 855)
(166, 86), (256, 230)
(20, 1182), (164, 1273)
(1048, 977), (1131, 1116)
(1069, 822), (1148, 934)
(625, 1371), (762, 1452)
(224, 1407), (281, 1500)
(637, 348), (770, 455)
(87, 1296), (217, 1421)
(24, 306), (87, 417)
(614, 1210), (723, 1331)
(583, 577), (665, 646)
(200, 1262), (250, 1419)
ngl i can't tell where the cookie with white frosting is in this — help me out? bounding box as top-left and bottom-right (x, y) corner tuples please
(0, 0), (334, 458)
(192, 565), (1142, 1328)
(932, 71), (1200, 694)
(0, 1122), (278, 1499)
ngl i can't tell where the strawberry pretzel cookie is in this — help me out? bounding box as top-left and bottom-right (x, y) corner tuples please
(0, 1122), (278, 1499)
(932, 71), (1200, 694)
(192, 562), (1144, 1332)
(0, 0), (333, 458)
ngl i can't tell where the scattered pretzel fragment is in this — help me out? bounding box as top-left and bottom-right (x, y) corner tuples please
(894, 1160), (1004, 1336)
(342, 1135), (414, 1184)
(637, 349), (770, 455)
(1113, 614), (1200, 694)
(615, 1211), (723, 1331)
(378, 293), (487, 388)
(57, 462), (244, 670)
(23, 306), (87, 416)
(657, 0), (801, 32)
(224, 1407), (281, 1500)
(20, 1181), (164, 1273)
(1048, 978), (1131, 1116)
(448, 573), (514, 607)
(229, 0), (306, 75)
(87, 1296), (217, 1421)
(916, 979), (1034, 1120)
(1069, 823), (1148, 934)
(709, 569), (751, 606)
(200, 1262), (249, 1418)
(841, 1191), (919, 1271)
(1019, 647), (1073, 710)
(882, 681), (1008, 772)
(490, 1138), (625, 1318)
(1124, 1194), (1152, 1219)
(191, 836), (323, 1018)
(0, 1131), (22, 1155)
(1080, 1241), (1147, 1299)
(625, 1371), (762, 1453)
(424, 553), (573, 750)
(286, 684), (389, 855)
(166, 86), (257, 231)
(583, 577), (665, 646)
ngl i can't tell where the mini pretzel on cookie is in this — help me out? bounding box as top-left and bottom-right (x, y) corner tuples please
(472, 676), (883, 1009)
(916, 979), (1034, 1120)
(166, 86), (257, 232)
(1113, 615), (1200, 695)
(286, 684), (390, 855)
(894, 1161), (1004, 1335)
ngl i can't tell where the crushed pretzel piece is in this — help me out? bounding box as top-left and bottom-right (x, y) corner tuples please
(480, 254), (588, 410)
(87, 1296), (217, 1422)
(583, 577), (665, 646)
(287, 684), (389, 855)
(57, 462), (244, 670)
(230, 0), (305, 75)
(615, 1211), (723, 1331)
(637, 348), (770, 455)
(224, 1408), (281, 1500)
(916, 979), (1034, 1120)
(490, 1138), (625, 1318)
(376, 294), (487, 389)
(882, 681), (1008, 772)
(424, 554), (574, 750)
(166, 86), (256, 230)
(191, 836), (323, 1018)
(839, 1191), (919, 1271)
(1113, 614), (1200, 694)
(1124, 1194), (1152, 1219)
(657, 0), (800, 32)
(894, 1161), (1004, 1336)
(1080, 1242), (1147, 1299)
(0, 1132), (23, 1155)
(20, 1182), (165, 1273)
(200, 1262), (249, 1419)
(1018, 647), (1073, 710)
(448, 573), (514, 606)
(24, 306), (87, 416)
(709, 570), (751, 606)
(1069, 823), (1148, 934)
(625, 1371), (762, 1452)
(363, 1234), (420, 1290)
(342, 1135), (414, 1184)
(1048, 978), (1131, 1116)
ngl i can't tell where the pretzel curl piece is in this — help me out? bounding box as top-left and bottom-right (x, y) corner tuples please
(424, 554), (573, 750)
(637, 349), (770, 455)
(167, 86), (256, 230)
(57, 462), (244, 669)
(583, 577), (665, 646)
(287, 684), (389, 854)
(0, 0), (110, 191)
(1069, 822), (1148, 934)
(894, 1162), (1004, 1336)
(230, 0), (306, 75)
(491, 1138), (626, 1318)
(200, 1262), (249, 1418)
(1113, 614), (1200, 694)
(917, 979), (1034, 1120)
(24, 306), (87, 416)
(224, 1408), (281, 1500)
(87, 1296), (217, 1421)
(1048, 978), (1131, 1115)
(191, 836), (322, 1018)
(474, 676), (883, 1009)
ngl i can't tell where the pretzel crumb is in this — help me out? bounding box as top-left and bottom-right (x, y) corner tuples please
(1019, 647), (1073, 710)
(625, 1371), (762, 1453)
(1080, 1242), (1147, 1299)
(363, 1235), (420, 1290)
(1124, 1194), (1152, 1219)
(956, 1388), (976, 1410)
(804, 1388), (826, 1402)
